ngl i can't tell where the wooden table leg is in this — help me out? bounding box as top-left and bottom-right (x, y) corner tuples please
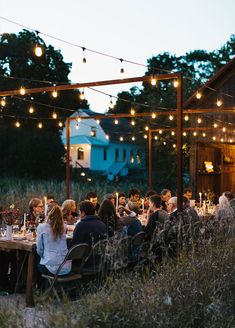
(26, 251), (35, 307)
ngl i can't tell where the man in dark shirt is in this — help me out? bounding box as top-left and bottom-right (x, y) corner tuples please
(70, 200), (107, 247)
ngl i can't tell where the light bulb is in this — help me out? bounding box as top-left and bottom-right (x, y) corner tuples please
(222, 127), (226, 132)
(52, 90), (58, 98)
(81, 172), (86, 176)
(52, 112), (57, 119)
(196, 91), (202, 99)
(197, 118), (202, 124)
(1, 98), (6, 107)
(154, 136), (158, 140)
(173, 80), (179, 88)
(151, 113), (156, 119)
(171, 131), (175, 136)
(131, 120), (135, 126)
(202, 133), (206, 137)
(80, 90), (85, 100)
(216, 99), (222, 107)
(38, 122), (43, 129)
(76, 123), (79, 130)
(212, 136), (216, 141)
(15, 121), (20, 128)
(169, 115), (174, 121)
(183, 132), (187, 136)
(90, 131), (95, 136)
(151, 77), (157, 86)
(77, 117), (81, 123)
(120, 136), (124, 141)
(114, 119), (119, 125)
(19, 86), (26, 95)
(145, 126), (149, 131)
(220, 138), (224, 142)
(144, 134), (148, 139)
(184, 115), (189, 121)
(130, 108), (135, 115)
(163, 141), (166, 145)
(229, 139), (233, 143)
(193, 132), (197, 136)
(109, 96), (114, 109)
(159, 130), (162, 134)
(34, 44), (43, 57)
(58, 122), (63, 127)
(29, 106), (34, 114)
(96, 119), (100, 124)
(213, 123), (218, 128)
(131, 136), (135, 141)
(173, 144), (176, 148)
(106, 135), (109, 140)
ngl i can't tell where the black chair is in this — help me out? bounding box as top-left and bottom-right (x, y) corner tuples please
(41, 243), (90, 302)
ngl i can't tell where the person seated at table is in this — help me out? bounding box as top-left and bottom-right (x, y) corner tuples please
(215, 194), (235, 221)
(36, 205), (71, 276)
(19, 198), (44, 230)
(117, 192), (127, 217)
(183, 187), (193, 200)
(103, 193), (116, 206)
(144, 190), (158, 210)
(126, 188), (141, 215)
(160, 189), (172, 212)
(86, 191), (100, 213)
(145, 194), (168, 241)
(61, 199), (77, 225)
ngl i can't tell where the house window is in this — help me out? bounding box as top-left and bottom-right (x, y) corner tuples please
(137, 149), (141, 164)
(115, 148), (119, 162)
(77, 147), (84, 160)
(130, 150), (134, 164)
(123, 149), (126, 162)
(104, 148), (107, 161)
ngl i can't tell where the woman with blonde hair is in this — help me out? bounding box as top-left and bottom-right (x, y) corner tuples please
(61, 199), (77, 225)
(36, 205), (71, 275)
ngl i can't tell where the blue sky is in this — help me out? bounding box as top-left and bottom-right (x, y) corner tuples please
(0, 0), (234, 112)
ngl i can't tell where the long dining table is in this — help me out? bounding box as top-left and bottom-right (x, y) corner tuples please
(0, 238), (36, 307)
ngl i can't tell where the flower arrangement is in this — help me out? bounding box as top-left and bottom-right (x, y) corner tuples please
(0, 204), (19, 225)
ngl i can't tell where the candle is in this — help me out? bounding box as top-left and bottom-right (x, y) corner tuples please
(115, 192), (119, 212)
(141, 198), (144, 213)
(199, 192), (202, 207)
(23, 213), (26, 228)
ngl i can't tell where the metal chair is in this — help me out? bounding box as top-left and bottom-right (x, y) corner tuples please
(41, 243), (90, 301)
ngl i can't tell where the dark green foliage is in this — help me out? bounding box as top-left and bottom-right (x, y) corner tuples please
(0, 30), (89, 179)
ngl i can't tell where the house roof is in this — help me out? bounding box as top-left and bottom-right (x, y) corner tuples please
(62, 135), (109, 146)
(184, 56), (235, 108)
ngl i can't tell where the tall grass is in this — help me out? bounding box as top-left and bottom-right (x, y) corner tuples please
(0, 176), (147, 212)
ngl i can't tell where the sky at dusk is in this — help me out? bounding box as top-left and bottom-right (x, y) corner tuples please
(0, 0), (234, 113)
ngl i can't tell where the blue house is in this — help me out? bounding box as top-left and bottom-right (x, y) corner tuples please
(61, 109), (145, 177)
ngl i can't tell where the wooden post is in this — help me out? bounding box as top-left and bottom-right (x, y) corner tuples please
(176, 74), (183, 212)
(148, 129), (152, 190)
(66, 118), (70, 199)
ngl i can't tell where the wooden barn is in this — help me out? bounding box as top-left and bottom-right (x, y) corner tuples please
(184, 57), (235, 198)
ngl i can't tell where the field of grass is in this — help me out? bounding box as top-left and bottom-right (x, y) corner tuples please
(0, 176), (147, 212)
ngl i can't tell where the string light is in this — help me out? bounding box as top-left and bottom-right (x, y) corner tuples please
(52, 112), (57, 119)
(222, 127), (226, 132)
(131, 120), (135, 126)
(19, 86), (26, 95)
(173, 80), (179, 88)
(183, 132), (187, 136)
(77, 117), (81, 123)
(169, 115), (174, 121)
(212, 136), (216, 141)
(173, 144), (176, 148)
(15, 121), (20, 128)
(197, 118), (202, 124)
(114, 119), (119, 125)
(213, 123), (218, 128)
(29, 105), (34, 114)
(184, 115), (189, 121)
(202, 132), (206, 137)
(151, 113), (156, 119)
(75, 123), (79, 130)
(80, 89), (85, 100)
(131, 136), (135, 141)
(82, 47), (87, 63)
(145, 126), (149, 131)
(58, 122), (63, 127)
(81, 172), (86, 176)
(106, 135), (109, 140)
(96, 119), (100, 124)
(159, 130), (162, 134)
(229, 139), (233, 143)
(120, 136), (124, 141)
(52, 88), (58, 98)
(193, 132), (197, 136)
(90, 131), (95, 136)
(220, 138), (224, 142)
(216, 99), (222, 107)
(120, 58), (124, 74)
(154, 136), (158, 140)
(1, 98), (6, 107)
(144, 134), (148, 139)
(109, 96), (114, 109)
(38, 122), (43, 129)
(196, 91), (202, 99)
(130, 108), (135, 115)
(87, 178), (92, 182)
(171, 131), (175, 136)
(150, 76), (157, 86)
(163, 141), (166, 145)
(34, 44), (43, 57)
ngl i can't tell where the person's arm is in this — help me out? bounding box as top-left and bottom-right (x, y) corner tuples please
(70, 222), (84, 247)
(36, 224), (44, 257)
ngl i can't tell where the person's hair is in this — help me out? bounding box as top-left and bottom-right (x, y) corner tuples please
(183, 196), (190, 205)
(29, 198), (42, 211)
(223, 191), (234, 201)
(61, 199), (76, 218)
(183, 187), (192, 194)
(98, 199), (118, 222)
(46, 201), (60, 215)
(48, 205), (65, 240)
(86, 191), (97, 200)
(103, 193), (115, 200)
(145, 190), (157, 198)
(149, 194), (162, 208)
(218, 195), (230, 208)
(160, 189), (171, 196)
(168, 196), (177, 207)
(118, 192), (126, 199)
(128, 188), (140, 198)
(46, 195), (54, 201)
(79, 200), (95, 216)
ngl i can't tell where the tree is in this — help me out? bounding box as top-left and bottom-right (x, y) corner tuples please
(0, 30), (89, 178)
